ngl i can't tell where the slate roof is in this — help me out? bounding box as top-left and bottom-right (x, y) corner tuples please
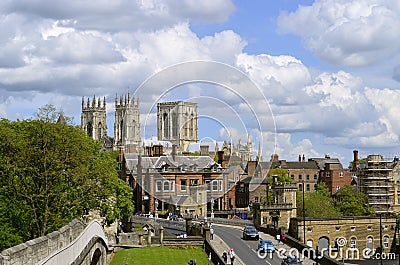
(309, 157), (343, 170)
(124, 154), (217, 171)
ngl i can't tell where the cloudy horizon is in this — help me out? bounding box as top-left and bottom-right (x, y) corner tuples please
(1, 0), (400, 166)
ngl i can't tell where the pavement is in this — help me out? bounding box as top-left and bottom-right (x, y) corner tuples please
(210, 233), (245, 265)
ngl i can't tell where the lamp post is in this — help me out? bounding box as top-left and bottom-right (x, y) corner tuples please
(211, 198), (215, 219)
(379, 213), (383, 265)
(155, 199), (159, 219)
(302, 179), (306, 244)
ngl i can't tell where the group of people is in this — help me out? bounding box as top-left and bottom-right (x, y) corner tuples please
(222, 248), (235, 264)
(276, 233), (287, 246)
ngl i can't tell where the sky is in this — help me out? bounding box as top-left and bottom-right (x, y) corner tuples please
(1, 0), (400, 166)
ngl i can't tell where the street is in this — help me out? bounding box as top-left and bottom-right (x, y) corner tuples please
(214, 224), (284, 265)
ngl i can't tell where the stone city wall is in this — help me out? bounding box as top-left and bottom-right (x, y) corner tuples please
(0, 219), (85, 265)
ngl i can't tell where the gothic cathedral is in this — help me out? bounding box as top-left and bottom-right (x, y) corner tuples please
(81, 94), (141, 152)
(157, 101), (198, 151)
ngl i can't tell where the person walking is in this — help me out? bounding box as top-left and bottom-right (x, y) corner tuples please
(229, 248), (235, 264)
(210, 225), (214, 240)
(276, 234), (281, 246)
(222, 251), (228, 264)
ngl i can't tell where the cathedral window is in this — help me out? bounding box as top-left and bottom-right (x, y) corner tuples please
(163, 113), (169, 138)
(97, 122), (102, 139)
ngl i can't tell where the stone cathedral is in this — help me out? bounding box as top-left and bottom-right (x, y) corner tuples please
(81, 94), (141, 152)
(157, 101), (198, 151)
(81, 96), (198, 153)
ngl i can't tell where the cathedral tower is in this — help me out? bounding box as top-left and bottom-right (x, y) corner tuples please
(114, 93), (141, 153)
(157, 101), (198, 151)
(81, 95), (107, 140)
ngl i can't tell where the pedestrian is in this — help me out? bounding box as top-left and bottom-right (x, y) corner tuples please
(282, 233), (286, 244)
(210, 225), (214, 240)
(229, 248), (235, 264)
(222, 251), (228, 264)
(276, 234), (281, 246)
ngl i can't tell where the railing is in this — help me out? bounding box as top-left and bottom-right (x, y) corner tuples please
(37, 220), (108, 265)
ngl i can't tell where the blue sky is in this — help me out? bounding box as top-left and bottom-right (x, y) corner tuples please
(1, 0), (400, 165)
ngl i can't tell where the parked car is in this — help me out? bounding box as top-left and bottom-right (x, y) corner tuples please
(242, 226), (259, 240)
(281, 256), (303, 265)
(257, 239), (275, 253)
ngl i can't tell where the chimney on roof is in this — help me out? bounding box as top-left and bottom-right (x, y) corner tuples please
(217, 150), (225, 166)
(153, 144), (163, 157)
(353, 150), (359, 169)
(200, 145), (209, 156)
(302, 154), (305, 162)
(172, 144), (177, 162)
(298, 154), (301, 162)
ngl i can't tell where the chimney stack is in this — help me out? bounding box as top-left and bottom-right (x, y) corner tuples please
(200, 145), (209, 156)
(353, 150), (359, 169)
(172, 145), (177, 162)
(217, 150), (224, 165)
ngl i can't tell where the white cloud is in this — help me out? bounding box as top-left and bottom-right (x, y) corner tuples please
(278, 0), (400, 67)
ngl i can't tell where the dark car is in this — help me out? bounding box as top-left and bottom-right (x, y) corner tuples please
(242, 226), (259, 240)
(281, 256), (303, 265)
(257, 239), (275, 253)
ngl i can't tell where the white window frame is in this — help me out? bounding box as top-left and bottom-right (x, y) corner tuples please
(205, 180), (211, 191)
(156, 180), (162, 192)
(180, 180), (187, 192)
(219, 180), (223, 191)
(212, 180), (218, 191)
(163, 181), (170, 191)
(383, 236), (389, 248)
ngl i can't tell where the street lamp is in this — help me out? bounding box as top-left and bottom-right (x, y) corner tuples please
(211, 198), (215, 219)
(155, 199), (159, 219)
(302, 179), (306, 244)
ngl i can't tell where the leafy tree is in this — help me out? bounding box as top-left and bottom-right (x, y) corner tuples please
(33, 104), (74, 125)
(268, 168), (292, 183)
(315, 182), (330, 197)
(0, 116), (134, 250)
(334, 184), (374, 216)
(297, 190), (342, 218)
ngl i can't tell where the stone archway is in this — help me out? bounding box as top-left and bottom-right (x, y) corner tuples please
(90, 248), (101, 265)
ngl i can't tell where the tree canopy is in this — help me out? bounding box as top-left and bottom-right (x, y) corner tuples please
(297, 183), (342, 218)
(334, 184), (374, 216)
(0, 116), (134, 250)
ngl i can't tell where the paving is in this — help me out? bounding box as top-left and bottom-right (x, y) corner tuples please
(210, 233), (246, 265)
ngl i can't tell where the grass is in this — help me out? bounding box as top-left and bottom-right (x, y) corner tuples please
(109, 246), (210, 265)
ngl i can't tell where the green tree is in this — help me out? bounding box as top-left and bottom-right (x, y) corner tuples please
(268, 168), (292, 183)
(297, 190), (342, 218)
(334, 184), (374, 216)
(0, 117), (134, 250)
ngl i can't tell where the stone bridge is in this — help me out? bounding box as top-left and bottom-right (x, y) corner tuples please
(0, 219), (111, 265)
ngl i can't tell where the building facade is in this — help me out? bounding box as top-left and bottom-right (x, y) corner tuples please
(289, 216), (396, 257)
(310, 155), (352, 195)
(157, 101), (198, 152)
